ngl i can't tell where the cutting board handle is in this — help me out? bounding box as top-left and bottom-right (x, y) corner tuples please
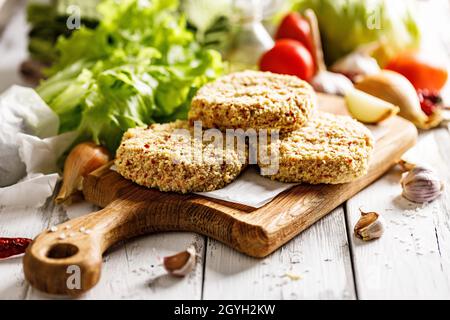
(23, 198), (165, 296)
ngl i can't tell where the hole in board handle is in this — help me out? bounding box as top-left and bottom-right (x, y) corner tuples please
(47, 243), (79, 259)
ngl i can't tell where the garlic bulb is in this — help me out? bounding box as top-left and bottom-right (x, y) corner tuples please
(163, 246), (197, 277)
(310, 71), (354, 96)
(331, 52), (381, 82)
(354, 210), (384, 241)
(401, 166), (444, 203)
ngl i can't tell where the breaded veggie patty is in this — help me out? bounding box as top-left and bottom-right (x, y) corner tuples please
(188, 70), (316, 132)
(115, 120), (246, 193)
(259, 112), (374, 184)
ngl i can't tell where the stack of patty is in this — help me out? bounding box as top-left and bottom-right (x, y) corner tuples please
(115, 70), (374, 193)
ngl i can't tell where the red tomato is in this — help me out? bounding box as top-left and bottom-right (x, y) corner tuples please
(259, 39), (315, 81)
(385, 52), (448, 91)
(275, 12), (314, 58)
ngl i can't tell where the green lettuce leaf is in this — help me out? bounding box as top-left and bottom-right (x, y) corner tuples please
(38, 0), (224, 153)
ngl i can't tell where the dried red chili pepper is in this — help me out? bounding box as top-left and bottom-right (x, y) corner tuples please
(0, 237), (32, 259)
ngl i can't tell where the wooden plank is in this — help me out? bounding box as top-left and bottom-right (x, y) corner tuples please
(430, 127), (450, 291)
(202, 206), (356, 300)
(346, 131), (450, 299)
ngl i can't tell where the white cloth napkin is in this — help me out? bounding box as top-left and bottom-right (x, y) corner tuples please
(0, 86), (76, 208)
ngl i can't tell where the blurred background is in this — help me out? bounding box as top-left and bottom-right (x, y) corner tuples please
(0, 0), (449, 100)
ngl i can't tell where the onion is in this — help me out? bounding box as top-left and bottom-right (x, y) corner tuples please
(355, 70), (442, 129)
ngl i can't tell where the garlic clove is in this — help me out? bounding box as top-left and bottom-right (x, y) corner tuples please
(163, 246), (197, 277)
(398, 159), (417, 172)
(55, 142), (111, 205)
(311, 71), (354, 96)
(331, 52), (381, 82)
(354, 210), (384, 241)
(401, 166), (444, 203)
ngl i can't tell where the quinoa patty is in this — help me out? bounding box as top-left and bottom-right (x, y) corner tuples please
(259, 112), (374, 184)
(115, 120), (246, 193)
(188, 70), (316, 132)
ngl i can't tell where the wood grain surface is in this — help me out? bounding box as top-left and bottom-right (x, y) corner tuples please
(22, 94), (418, 295)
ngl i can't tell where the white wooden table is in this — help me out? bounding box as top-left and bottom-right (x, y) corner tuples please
(1, 0), (450, 300)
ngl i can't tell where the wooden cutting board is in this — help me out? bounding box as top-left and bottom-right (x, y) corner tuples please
(23, 94), (418, 295)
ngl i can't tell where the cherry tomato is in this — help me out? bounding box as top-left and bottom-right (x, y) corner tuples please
(259, 39), (315, 81)
(386, 51), (448, 92)
(275, 12), (314, 59)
